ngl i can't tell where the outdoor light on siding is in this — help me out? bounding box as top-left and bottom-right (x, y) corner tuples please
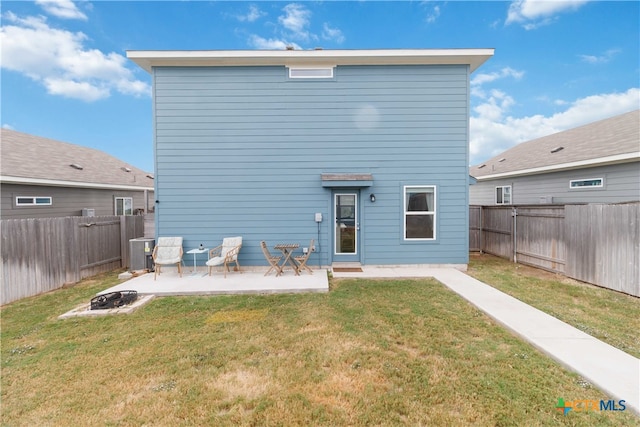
(370, 194), (376, 203)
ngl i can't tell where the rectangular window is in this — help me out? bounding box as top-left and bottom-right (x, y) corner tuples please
(115, 197), (133, 215)
(404, 186), (436, 240)
(496, 186), (512, 205)
(16, 196), (52, 206)
(570, 178), (603, 188)
(288, 67), (334, 79)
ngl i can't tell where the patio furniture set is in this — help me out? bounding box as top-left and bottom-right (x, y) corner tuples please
(151, 236), (313, 280)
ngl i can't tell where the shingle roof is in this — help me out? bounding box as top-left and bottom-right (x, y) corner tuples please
(470, 110), (640, 179)
(1, 129), (154, 190)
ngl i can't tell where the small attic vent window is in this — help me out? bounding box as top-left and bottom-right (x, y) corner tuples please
(288, 67), (334, 79)
(477, 164), (486, 169)
(70, 163), (83, 170)
(121, 167), (132, 173)
(551, 146), (564, 153)
(498, 158), (506, 162)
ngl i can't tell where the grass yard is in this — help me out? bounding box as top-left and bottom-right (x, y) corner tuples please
(2, 269), (639, 426)
(467, 253), (640, 359)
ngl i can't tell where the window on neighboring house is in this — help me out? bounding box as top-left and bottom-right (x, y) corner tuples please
(288, 67), (334, 79)
(496, 186), (512, 205)
(115, 197), (133, 215)
(16, 196), (52, 206)
(570, 178), (604, 189)
(404, 186), (436, 240)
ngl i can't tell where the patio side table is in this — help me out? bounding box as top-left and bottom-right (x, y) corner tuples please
(186, 248), (209, 273)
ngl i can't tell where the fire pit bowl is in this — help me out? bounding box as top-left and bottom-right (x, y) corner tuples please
(91, 290), (138, 310)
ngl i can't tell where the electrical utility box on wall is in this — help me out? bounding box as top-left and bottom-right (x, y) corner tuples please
(129, 238), (155, 271)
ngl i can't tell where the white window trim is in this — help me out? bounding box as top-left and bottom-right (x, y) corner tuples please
(569, 177), (604, 189)
(16, 196), (52, 206)
(288, 66), (334, 79)
(403, 185), (436, 241)
(115, 197), (133, 216)
(495, 186), (512, 205)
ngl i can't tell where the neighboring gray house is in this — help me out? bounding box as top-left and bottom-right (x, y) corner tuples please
(1, 129), (154, 219)
(469, 110), (640, 205)
(127, 48), (494, 268)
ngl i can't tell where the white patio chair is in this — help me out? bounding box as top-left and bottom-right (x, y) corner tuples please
(152, 237), (183, 280)
(206, 236), (243, 278)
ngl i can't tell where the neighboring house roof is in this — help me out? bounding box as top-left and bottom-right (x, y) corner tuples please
(127, 48), (495, 73)
(470, 109), (640, 180)
(0, 129), (154, 190)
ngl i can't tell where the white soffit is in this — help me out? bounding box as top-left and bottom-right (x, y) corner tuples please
(475, 152), (640, 181)
(127, 49), (495, 74)
(0, 175), (154, 191)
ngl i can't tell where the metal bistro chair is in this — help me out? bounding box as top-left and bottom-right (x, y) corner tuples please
(206, 236), (242, 278)
(294, 239), (314, 274)
(260, 241), (283, 276)
(152, 237), (184, 280)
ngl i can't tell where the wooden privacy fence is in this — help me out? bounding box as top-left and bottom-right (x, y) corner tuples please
(1, 215), (145, 305)
(470, 204), (640, 297)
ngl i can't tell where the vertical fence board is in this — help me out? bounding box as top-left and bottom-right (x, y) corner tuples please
(469, 206), (481, 252)
(1, 215), (144, 305)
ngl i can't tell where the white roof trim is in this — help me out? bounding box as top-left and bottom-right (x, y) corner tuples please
(1, 176), (154, 191)
(127, 48), (494, 74)
(475, 152), (640, 181)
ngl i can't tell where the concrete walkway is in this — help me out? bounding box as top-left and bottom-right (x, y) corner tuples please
(333, 266), (640, 416)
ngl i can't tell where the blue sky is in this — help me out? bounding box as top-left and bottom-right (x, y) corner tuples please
(2, 0), (638, 173)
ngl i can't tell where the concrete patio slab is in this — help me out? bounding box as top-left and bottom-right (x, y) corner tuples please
(58, 295), (156, 319)
(102, 267), (329, 296)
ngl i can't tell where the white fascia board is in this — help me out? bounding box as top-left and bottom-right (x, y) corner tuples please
(0, 176), (154, 191)
(475, 152), (640, 181)
(127, 48), (494, 74)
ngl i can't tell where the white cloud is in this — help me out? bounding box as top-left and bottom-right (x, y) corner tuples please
(35, 0), (87, 20)
(278, 3), (312, 40)
(472, 67), (524, 87)
(579, 48), (621, 64)
(470, 88), (640, 164)
(471, 67), (524, 99)
(248, 4), (342, 49)
(236, 5), (265, 23)
(426, 5), (441, 24)
(0, 12), (150, 102)
(2, 124), (15, 130)
(506, 0), (590, 29)
(248, 34), (300, 50)
(322, 23), (345, 44)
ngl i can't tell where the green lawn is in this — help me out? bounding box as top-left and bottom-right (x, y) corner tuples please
(1, 268), (638, 426)
(467, 253), (640, 359)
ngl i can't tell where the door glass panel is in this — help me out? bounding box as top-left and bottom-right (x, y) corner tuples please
(336, 194), (357, 254)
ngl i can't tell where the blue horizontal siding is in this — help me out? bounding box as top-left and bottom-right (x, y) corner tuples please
(153, 64), (470, 266)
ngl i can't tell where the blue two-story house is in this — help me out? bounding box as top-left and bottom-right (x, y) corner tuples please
(127, 48), (493, 269)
